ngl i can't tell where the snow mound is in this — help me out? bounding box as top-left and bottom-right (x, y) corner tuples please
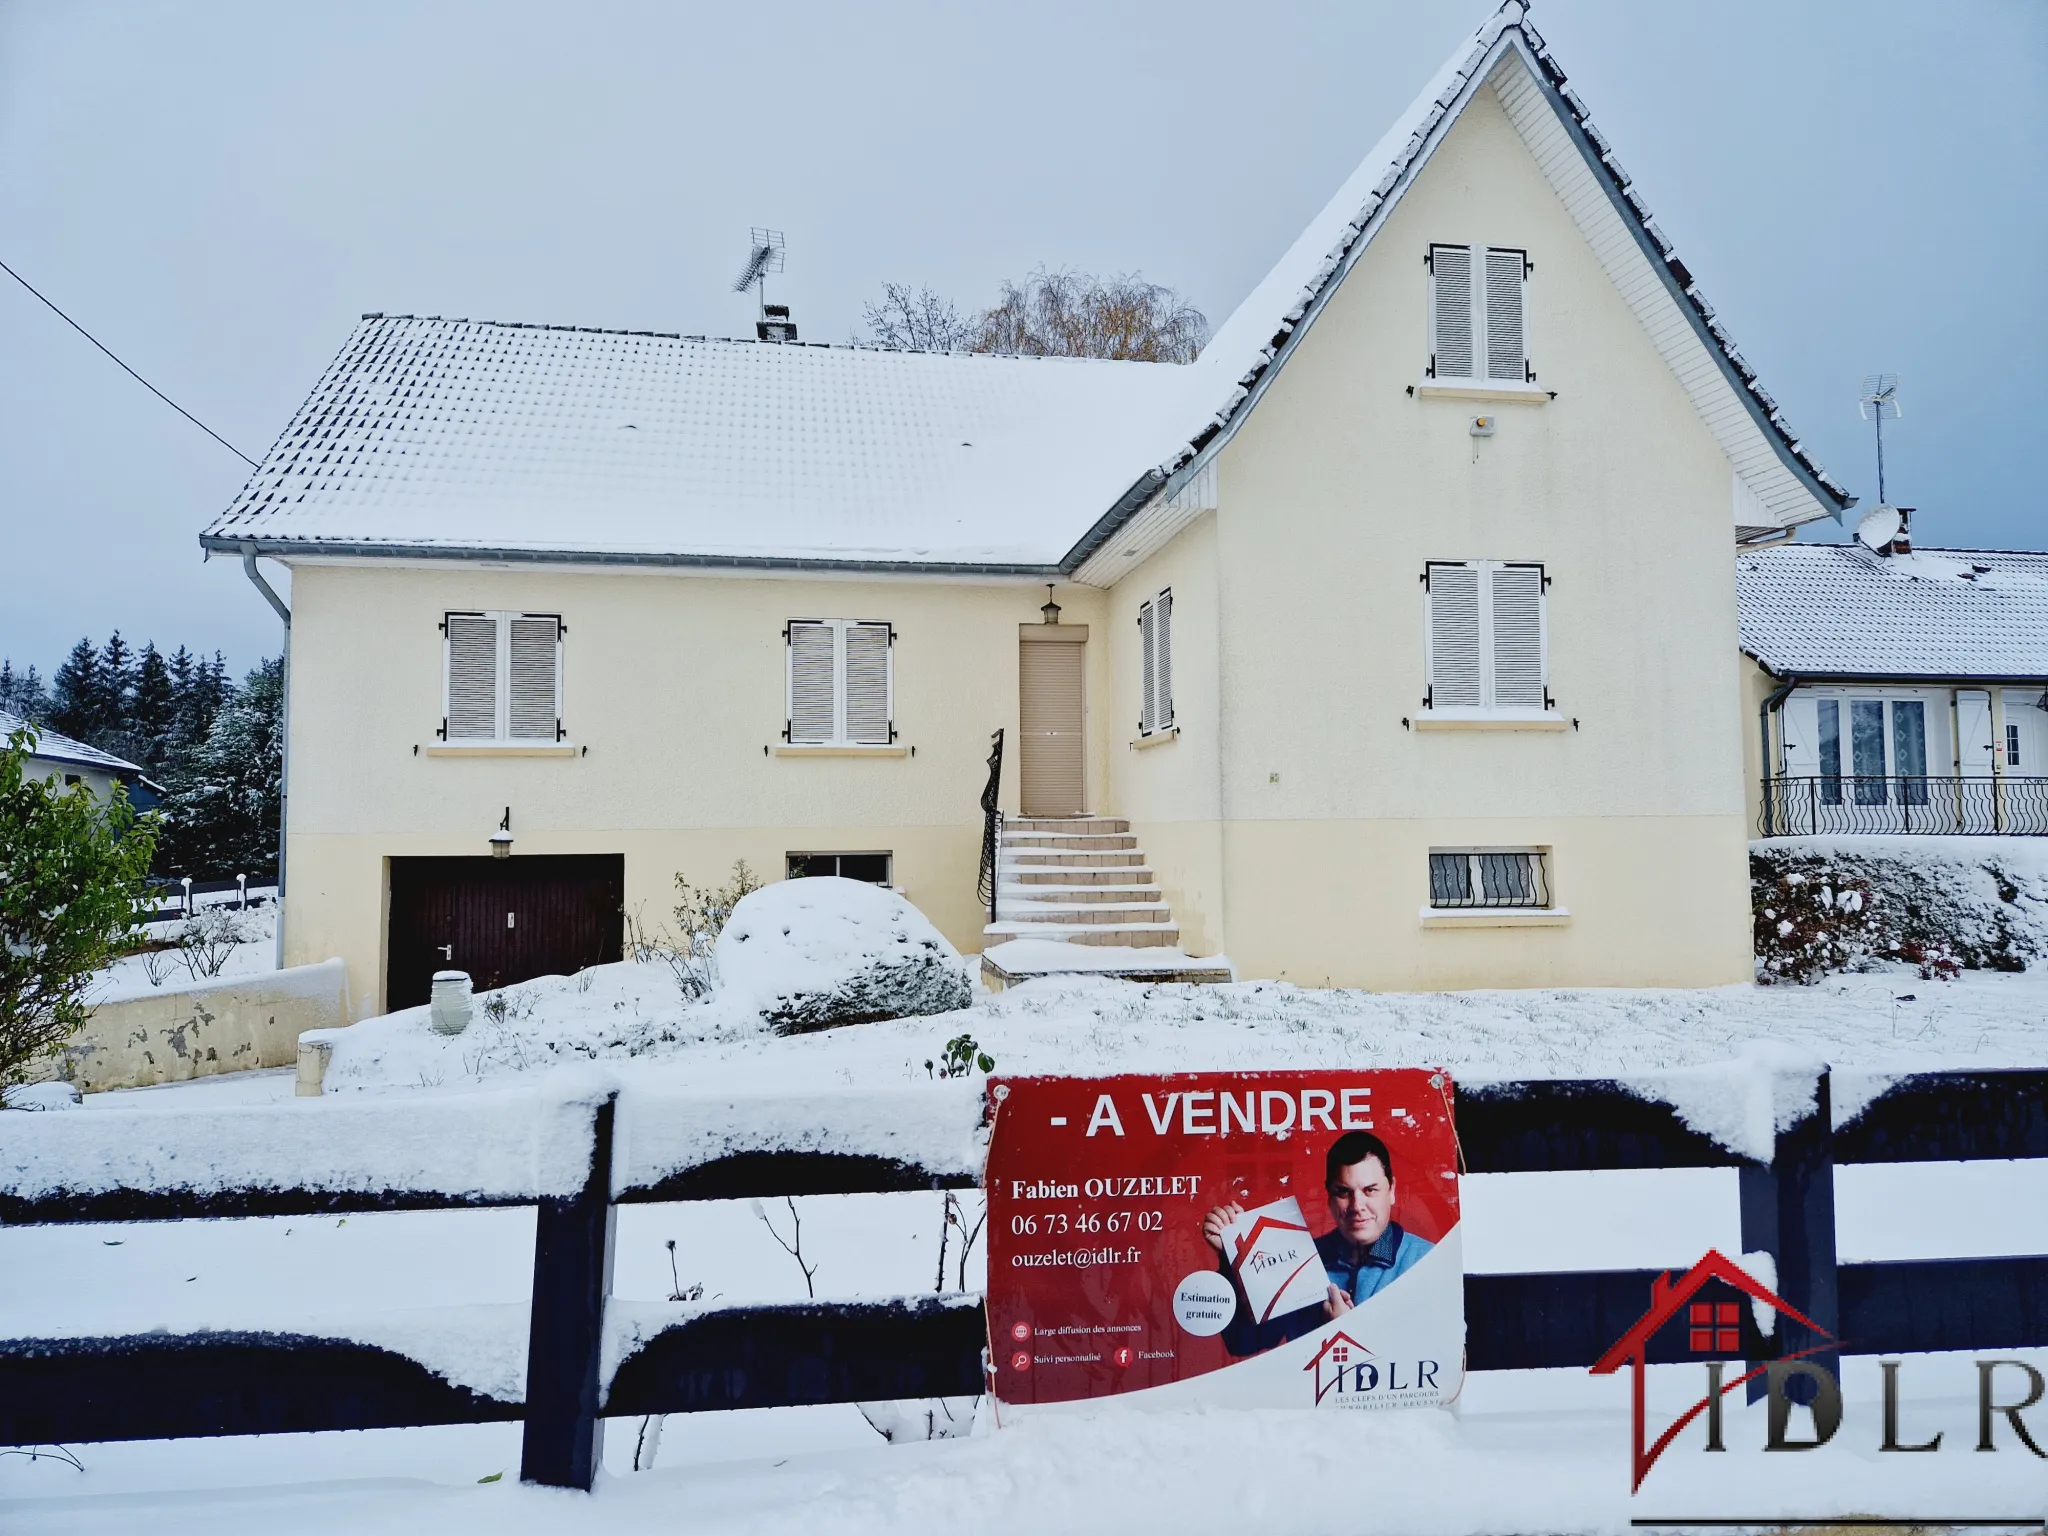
(715, 878), (971, 1035)
(3, 1081), (82, 1111)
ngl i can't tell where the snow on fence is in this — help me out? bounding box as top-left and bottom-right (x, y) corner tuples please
(2, 1063), (2045, 1491)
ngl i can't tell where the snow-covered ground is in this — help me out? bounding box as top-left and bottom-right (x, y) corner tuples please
(8, 860), (2048, 1534)
(88, 906), (278, 1006)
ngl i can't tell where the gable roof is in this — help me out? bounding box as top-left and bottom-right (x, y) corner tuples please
(1739, 543), (2048, 681)
(201, 1), (1847, 580)
(0, 711), (144, 776)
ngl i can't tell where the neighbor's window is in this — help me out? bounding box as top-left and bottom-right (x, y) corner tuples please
(785, 619), (894, 746)
(787, 852), (893, 884)
(1428, 244), (1529, 383)
(1138, 588), (1174, 735)
(1423, 561), (1547, 712)
(442, 611), (563, 743)
(1428, 849), (1550, 910)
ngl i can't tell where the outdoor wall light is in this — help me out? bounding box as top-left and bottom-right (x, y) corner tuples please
(489, 807), (513, 858)
(1041, 583), (1062, 625)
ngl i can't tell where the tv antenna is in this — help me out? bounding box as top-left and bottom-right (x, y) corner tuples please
(732, 228), (785, 308)
(1858, 372), (1901, 503)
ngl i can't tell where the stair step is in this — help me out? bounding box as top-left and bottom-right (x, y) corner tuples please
(998, 884), (1163, 904)
(982, 922), (1181, 948)
(1000, 850), (1147, 868)
(1001, 834), (1136, 851)
(1007, 866), (1155, 886)
(981, 942), (1234, 990)
(998, 902), (1169, 923)
(1006, 817), (1129, 834)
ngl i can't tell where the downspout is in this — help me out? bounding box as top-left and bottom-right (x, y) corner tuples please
(240, 544), (291, 968)
(1758, 673), (1797, 837)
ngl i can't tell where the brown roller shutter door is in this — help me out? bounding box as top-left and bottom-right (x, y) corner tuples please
(1019, 626), (1087, 817)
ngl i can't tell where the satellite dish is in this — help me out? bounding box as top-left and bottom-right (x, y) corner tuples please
(1854, 503), (1903, 551)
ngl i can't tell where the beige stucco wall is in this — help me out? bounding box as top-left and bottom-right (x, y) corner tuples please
(1101, 81), (1753, 987)
(283, 563), (1111, 1011)
(34, 960), (349, 1092)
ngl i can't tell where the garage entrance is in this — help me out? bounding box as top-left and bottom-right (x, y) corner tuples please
(386, 854), (624, 1011)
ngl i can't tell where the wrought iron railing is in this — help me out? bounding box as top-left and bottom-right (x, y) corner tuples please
(1760, 775), (2048, 837)
(976, 728), (1004, 925)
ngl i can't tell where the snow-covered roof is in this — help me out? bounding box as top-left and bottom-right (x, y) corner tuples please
(1738, 544), (2048, 680)
(202, 1), (1846, 578)
(0, 710), (144, 775)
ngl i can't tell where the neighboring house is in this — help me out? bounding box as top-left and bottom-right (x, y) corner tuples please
(1740, 540), (2048, 837)
(0, 708), (155, 806)
(201, 1), (1851, 1014)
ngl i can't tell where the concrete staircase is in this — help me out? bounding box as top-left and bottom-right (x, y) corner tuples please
(980, 817), (1231, 987)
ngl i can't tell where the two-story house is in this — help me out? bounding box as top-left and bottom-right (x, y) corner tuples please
(202, 2), (1850, 1015)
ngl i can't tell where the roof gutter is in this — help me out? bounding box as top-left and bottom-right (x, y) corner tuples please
(201, 533), (1064, 582)
(1742, 653), (2048, 689)
(240, 543), (291, 626)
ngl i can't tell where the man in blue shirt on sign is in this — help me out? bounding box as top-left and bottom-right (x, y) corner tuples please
(1201, 1130), (1435, 1358)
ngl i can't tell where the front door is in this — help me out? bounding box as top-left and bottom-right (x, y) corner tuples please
(1019, 625), (1087, 817)
(386, 854), (624, 1011)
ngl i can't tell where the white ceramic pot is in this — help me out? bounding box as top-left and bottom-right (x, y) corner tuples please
(429, 970), (475, 1036)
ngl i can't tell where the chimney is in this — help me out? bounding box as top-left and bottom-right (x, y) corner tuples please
(1888, 507), (1912, 555)
(756, 304), (798, 343)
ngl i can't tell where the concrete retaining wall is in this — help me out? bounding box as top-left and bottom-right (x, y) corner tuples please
(37, 961), (350, 1093)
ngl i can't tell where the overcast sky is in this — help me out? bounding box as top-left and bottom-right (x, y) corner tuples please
(2, 0), (2042, 678)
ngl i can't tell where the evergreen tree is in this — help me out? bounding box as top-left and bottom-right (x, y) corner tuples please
(48, 639), (103, 742)
(156, 656), (281, 880)
(130, 644), (176, 776)
(0, 663), (50, 723)
(97, 632), (136, 729)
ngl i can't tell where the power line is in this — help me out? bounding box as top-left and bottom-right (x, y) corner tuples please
(0, 256), (260, 469)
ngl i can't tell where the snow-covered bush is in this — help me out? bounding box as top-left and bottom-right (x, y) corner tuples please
(716, 878), (970, 1034)
(176, 905), (254, 980)
(1751, 840), (2048, 984)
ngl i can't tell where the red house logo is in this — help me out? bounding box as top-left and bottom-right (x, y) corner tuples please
(1589, 1249), (1834, 1492)
(1304, 1329), (1373, 1405)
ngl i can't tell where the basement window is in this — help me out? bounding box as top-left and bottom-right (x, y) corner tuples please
(787, 852), (893, 885)
(1427, 848), (1551, 910)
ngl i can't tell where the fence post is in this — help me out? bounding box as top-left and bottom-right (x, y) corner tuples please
(520, 1091), (617, 1491)
(1739, 1065), (1838, 1401)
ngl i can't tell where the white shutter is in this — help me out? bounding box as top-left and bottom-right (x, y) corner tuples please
(444, 613), (499, 740)
(1138, 600), (1156, 734)
(1155, 590), (1174, 729)
(787, 622), (836, 743)
(1426, 564), (1482, 708)
(507, 615), (560, 740)
(1489, 564), (1545, 709)
(1484, 248), (1527, 382)
(844, 623), (892, 744)
(1430, 245), (1475, 380)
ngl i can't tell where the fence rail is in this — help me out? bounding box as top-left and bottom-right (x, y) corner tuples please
(3, 1066), (2044, 1489)
(1760, 774), (2048, 837)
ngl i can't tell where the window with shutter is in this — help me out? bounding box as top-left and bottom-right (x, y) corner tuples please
(1430, 244), (1528, 382)
(786, 622), (837, 744)
(1489, 565), (1544, 709)
(843, 623), (892, 744)
(786, 618), (895, 746)
(1425, 563), (1483, 708)
(443, 610), (566, 743)
(1137, 600), (1156, 734)
(507, 616), (561, 740)
(444, 613), (499, 740)
(1155, 590), (1174, 731)
(1424, 562), (1548, 713)
(1429, 245), (1474, 380)
(1484, 248), (1527, 383)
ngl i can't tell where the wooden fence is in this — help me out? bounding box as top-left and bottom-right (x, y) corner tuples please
(2, 1065), (2044, 1490)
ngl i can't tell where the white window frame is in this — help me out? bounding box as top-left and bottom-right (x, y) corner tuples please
(784, 618), (895, 746)
(1421, 560), (1550, 717)
(1428, 243), (1531, 384)
(1137, 588), (1174, 737)
(439, 610), (564, 744)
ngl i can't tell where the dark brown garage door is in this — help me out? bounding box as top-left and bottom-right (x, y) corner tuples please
(386, 855), (624, 1011)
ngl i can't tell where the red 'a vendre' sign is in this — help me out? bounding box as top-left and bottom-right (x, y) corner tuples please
(985, 1070), (1464, 1416)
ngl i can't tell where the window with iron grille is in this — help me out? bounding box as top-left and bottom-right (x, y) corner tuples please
(440, 611), (564, 743)
(1428, 848), (1551, 909)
